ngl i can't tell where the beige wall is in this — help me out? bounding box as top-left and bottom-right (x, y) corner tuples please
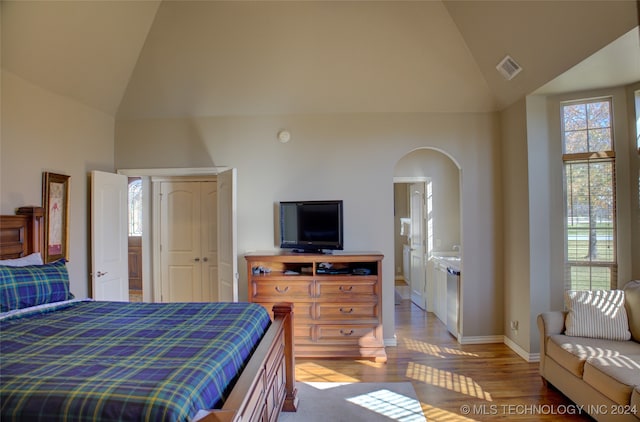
(0, 70), (115, 298)
(115, 112), (503, 342)
(500, 98), (532, 353)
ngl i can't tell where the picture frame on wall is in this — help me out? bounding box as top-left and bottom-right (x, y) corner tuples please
(42, 172), (70, 263)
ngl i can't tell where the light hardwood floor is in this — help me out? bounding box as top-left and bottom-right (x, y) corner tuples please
(294, 299), (593, 421)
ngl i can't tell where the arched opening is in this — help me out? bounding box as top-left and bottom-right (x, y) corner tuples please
(393, 148), (462, 339)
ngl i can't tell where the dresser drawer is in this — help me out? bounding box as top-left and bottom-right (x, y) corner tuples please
(251, 279), (313, 301)
(314, 324), (383, 345)
(315, 279), (377, 300)
(294, 323), (314, 343)
(256, 302), (314, 323)
(314, 303), (378, 321)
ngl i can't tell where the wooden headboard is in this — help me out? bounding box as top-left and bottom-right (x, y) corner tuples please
(0, 207), (45, 260)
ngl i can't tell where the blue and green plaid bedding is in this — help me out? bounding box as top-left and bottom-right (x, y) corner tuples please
(0, 300), (271, 421)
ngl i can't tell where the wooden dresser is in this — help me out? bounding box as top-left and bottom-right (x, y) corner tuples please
(246, 251), (386, 363)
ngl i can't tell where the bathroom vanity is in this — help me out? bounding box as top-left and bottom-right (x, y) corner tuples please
(431, 253), (461, 339)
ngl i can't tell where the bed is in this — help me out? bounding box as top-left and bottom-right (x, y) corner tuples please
(0, 207), (298, 422)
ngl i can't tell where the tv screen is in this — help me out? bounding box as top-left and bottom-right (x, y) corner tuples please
(279, 200), (343, 252)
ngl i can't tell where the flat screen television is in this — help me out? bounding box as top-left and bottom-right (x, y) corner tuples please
(279, 200), (343, 253)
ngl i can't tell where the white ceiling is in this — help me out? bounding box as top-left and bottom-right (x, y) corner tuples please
(2, 1), (638, 118)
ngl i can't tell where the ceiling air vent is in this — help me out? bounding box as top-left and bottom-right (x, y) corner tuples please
(496, 55), (522, 80)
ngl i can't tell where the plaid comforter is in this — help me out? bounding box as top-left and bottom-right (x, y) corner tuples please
(0, 300), (271, 421)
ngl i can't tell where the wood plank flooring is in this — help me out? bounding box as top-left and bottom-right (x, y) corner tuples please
(294, 299), (592, 421)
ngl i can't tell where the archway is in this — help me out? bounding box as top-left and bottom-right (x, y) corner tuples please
(393, 148), (462, 337)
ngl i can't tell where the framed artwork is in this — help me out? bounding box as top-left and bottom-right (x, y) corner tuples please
(42, 172), (70, 263)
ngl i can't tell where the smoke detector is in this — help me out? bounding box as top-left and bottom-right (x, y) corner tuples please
(496, 55), (522, 80)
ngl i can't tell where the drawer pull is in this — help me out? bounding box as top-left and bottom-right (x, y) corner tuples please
(339, 307), (354, 314)
(274, 286), (290, 294)
(339, 286), (353, 292)
(340, 329), (354, 336)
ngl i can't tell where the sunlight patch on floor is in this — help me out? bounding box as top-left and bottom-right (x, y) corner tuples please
(303, 381), (354, 390)
(295, 361), (361, 383)
(346, 388), (426, 421)
(402, 338), (480, 358)
(406, 362), (492, 401)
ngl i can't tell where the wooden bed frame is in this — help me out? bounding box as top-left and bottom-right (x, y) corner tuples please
(0, 207), (298, 422)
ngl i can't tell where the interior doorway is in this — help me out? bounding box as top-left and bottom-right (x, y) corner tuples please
(127, 177), (143, 302)
(119, 167), (238, 304)
(393, 178), (430, 310)
(393, 148), (462, 323)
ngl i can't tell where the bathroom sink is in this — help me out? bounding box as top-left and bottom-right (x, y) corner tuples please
(431, 253), (462, 272)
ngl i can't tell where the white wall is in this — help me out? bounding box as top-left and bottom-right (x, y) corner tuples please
(115, 111), (503, 341)
(0, 70), (115, 298)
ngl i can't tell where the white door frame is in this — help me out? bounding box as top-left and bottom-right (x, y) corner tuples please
(117, 167), (232, 302)
(393, 176), (429, 310)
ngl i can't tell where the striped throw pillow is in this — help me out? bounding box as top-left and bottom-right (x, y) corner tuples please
(565, 290), (631, 341)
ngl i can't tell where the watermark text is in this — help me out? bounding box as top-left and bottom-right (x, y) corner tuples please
(459, 403), (637, 417)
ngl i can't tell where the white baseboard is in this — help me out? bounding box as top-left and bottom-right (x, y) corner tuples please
(387, 317), (540, 362)
(458, 335), (504, 344)
(503, 336), (540, 362)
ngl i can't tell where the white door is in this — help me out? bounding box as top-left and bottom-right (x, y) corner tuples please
(160, 181), (217, 302)
(91, 171), (128, 301)
(201, 181), (218, 301)
(409, 183), (427, 309)
(217, 168), (238, 302)
(160, 181), (201, 302)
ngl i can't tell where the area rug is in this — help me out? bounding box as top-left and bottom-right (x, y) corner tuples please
(278, 382), (426, 422)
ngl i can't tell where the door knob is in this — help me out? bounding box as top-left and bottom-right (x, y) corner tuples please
(96, 271), (108, 277)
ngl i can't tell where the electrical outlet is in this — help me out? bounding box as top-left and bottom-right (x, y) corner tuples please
(510, 320), (519, 331)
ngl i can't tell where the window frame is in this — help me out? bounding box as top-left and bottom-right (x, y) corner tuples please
(561, 97), (617, 291)
(128, 177), (143, 237)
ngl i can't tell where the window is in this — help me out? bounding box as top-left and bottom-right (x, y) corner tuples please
(562, 98), (616, 291)
(128, 178), (142, 236)
(635, 90), (639, 154)
(635, 90), (640, 208)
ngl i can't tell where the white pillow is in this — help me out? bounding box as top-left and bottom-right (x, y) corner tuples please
(0, 252), (44, 267)
(565, 290), (631, 341)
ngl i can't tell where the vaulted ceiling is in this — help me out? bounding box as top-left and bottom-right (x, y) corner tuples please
(2, 1), (638, 119)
